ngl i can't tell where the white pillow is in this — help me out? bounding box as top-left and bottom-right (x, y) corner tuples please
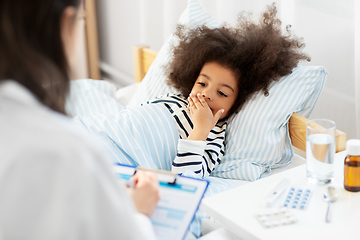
(115, 82), (140, 107)
(128, 0), (327, 181)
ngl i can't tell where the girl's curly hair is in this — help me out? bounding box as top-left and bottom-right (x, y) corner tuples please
(165, 3), (311, 117)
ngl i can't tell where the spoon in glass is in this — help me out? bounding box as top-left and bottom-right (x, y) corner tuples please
(323, 186), (338, 223)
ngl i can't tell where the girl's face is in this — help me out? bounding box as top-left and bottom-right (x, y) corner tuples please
(191, 61), (238, 119)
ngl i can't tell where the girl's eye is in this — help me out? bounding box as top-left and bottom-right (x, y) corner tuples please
(219, 91), (227, 97)
(197, 82), (206, 87)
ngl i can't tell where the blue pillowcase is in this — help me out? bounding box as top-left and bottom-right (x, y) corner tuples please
(212, 66), (327, 181)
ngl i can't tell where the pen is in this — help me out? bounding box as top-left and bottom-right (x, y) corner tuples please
(136, 166), (177, 184)
(115, 164), (178, 186)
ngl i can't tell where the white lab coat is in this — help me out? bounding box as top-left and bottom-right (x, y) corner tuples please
(0, 81), (157, 240)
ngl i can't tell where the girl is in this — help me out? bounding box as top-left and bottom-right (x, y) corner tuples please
(145, 4), (310, 177)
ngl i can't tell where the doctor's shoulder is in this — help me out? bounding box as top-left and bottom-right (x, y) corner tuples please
(46, 109), (110, 162)
(18, 103), (113, 171)
(0, 81), (111, 174)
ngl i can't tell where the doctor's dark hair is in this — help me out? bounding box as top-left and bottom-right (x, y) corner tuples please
(0, 0), (81, 114)
(165, 3), (311, 118)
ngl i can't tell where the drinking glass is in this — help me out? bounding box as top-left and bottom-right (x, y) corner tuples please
(306, 119), (336, 185)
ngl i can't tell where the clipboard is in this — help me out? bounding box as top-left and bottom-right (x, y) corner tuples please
(113, 163), (209, 240)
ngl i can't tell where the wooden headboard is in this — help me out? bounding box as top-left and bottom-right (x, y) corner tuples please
(133, 45), (347, 153)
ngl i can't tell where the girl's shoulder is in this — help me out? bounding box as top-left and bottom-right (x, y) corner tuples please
(144, 93), (187, 106)
(156, 93), (184, 100)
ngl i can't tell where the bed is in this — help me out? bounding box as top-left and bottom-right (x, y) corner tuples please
(66, 0), (346, 237)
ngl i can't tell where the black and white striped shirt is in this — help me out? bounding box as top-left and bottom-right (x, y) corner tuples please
(144, 94), (227, 177)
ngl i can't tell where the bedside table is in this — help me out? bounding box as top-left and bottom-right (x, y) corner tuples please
(200, 151), (360, 240)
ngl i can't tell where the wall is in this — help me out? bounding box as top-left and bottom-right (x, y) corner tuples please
(290, 0), (356, 139)
(95, 0), (357, 139)
(71, 17), (89, 80)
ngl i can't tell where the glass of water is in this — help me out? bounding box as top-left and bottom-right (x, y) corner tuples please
(306, 119), (336, 185)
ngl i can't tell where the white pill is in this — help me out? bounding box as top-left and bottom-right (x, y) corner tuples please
(259, 216), (267, 221)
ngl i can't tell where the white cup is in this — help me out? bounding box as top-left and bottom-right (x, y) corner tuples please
(306, 119), (336, 185)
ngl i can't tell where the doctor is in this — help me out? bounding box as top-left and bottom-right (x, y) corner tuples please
(0, 0), (159, 239)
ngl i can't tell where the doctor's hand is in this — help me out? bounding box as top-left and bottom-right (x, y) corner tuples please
(128, 171), (160, 217)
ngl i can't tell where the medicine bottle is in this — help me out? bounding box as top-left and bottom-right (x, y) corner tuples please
(344, 139), (360, 192)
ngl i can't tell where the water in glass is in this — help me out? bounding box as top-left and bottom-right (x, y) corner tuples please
(306, 133), (335, 184)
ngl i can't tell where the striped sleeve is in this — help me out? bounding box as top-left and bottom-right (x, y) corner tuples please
(172, 139), (206, 175)
(172, 124), (226, 178)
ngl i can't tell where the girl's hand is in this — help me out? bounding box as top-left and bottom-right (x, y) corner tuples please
(187, 93), (224, 141)
(128, 171), (160, 217)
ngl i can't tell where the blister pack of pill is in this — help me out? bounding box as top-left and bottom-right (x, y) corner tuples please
(254, 208), (297, 228)
(281, 186), (313, 210)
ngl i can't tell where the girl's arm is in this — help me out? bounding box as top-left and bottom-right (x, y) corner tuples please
(171, 124), (226, 177)
(143, 94), (226, 177)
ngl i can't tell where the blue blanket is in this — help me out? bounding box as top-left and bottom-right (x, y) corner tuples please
(66, 79), (237, 238)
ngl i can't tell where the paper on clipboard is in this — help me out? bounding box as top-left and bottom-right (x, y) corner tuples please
(113, 164), (209, 240)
